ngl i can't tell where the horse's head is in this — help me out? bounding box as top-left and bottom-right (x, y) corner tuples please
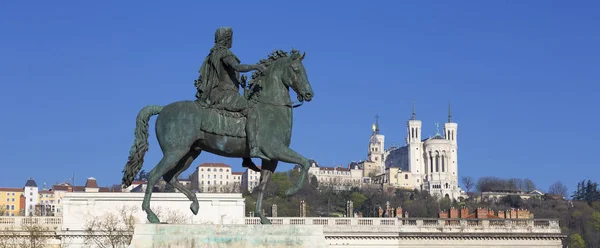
(283, 49), (313, 102)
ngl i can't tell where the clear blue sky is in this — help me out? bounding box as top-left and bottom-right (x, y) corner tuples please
(1, 1), (598, 194)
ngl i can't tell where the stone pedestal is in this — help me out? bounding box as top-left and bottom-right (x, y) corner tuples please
(62, 192), (245, 230)
(128, 224), (328, 248)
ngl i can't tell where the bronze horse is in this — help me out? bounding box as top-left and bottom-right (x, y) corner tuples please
(121, 49), (314, 224)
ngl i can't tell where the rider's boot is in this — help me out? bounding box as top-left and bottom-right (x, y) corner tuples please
(242, 157), (261, 172)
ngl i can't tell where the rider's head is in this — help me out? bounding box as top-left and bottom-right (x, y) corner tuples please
(215, 27), (233, 48)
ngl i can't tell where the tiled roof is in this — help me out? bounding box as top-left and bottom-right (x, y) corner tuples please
(25, 178), (37, 187)
(84, 178), (99, 188)
(72, 186), (86, 192)
(98, 187), (110, 192)
(52, 185), (70, 191)
(0, 188), (23, 192)
(232, 172), (243, 175)
(197, 163), (231, 168)
(39, 190), (53, 194)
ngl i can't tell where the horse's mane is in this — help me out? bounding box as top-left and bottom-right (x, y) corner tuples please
(250, 48), (303, 80)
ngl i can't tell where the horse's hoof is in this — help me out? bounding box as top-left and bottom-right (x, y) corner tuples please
(284, 187), (298, 197)
(190, 202), (199, 215)
(260, 217), (272, 225)
(147, 214), (160, 224)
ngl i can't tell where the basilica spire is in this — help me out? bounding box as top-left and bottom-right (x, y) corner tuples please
(411, 101), (416, 120)
(447, 101), (452, 123)
(372, 114), (380, 135)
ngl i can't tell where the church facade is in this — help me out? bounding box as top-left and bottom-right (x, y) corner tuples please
(358, 105), (463, 200)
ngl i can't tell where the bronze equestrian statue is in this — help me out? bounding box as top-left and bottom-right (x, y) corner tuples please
(121, 26), (315, 225)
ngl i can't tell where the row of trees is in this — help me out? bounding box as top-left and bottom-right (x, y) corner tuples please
(460, 176), (537, 194)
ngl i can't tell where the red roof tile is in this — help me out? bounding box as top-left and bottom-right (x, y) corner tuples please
(232, 172), (243, 175)
(52, 185), (69, 191)
(85, 178), (99, 188)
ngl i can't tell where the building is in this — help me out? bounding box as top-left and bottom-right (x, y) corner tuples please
(50, 177), (109, 216)
(24, 178), (39, 216)
(241, 167), (260, 192)
(306, 162), (363, 190)
(0, 188), (23, 216)
(190, 163), (241, 193)
(37, 183), (56, 216)
(351, 104), (463, 200)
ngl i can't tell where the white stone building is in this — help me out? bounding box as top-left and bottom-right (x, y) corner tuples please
(24, 178), (38, 216)
(190, 163), (242, 193)
(306, 162), (363, 190)
(360, 105), (463, 200)
(241, 167), (260, 192)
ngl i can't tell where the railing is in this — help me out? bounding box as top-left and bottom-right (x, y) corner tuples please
(0, 216), (560, 233)
(0, 216), (62, 230)
(244, 217), (561, 233)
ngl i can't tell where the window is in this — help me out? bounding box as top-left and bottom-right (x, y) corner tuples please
(208, 181), (210, 185)
(404, 174), (408, 180)
(220, 175), (223, 179)
(226, 169), (229, 172)
(219, 169), (223, 172)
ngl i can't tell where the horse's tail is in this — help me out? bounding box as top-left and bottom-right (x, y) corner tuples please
(121, 105), (164, 187)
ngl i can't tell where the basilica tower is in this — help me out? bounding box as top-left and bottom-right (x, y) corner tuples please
(406, 103), (424, 188)
(368, 115), (385, 175)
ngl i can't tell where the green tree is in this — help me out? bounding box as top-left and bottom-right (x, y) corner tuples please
(568, 234), (586, 248)
(350, 192), (367, 208)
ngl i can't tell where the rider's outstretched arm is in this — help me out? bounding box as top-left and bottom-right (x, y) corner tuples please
(222, 56), (260, 72)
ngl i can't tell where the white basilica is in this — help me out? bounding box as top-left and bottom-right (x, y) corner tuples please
(355, 104), (463, 200)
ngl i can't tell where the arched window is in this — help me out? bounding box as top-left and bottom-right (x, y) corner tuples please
(441, 155), (445, 172)
(219, 169), (223, 172)
(435, 152), (440, 172)
(404, 174), (408, 180)
(207, 168), (211, 172)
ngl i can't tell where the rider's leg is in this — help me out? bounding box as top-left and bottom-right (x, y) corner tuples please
(245, 106), (269, 160)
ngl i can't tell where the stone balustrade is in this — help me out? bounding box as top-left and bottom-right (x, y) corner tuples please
(244, 217), (561, 234)
(0, 216), (560, 233)
(0, 216), (62, 230)
(0, 216), (565, 247)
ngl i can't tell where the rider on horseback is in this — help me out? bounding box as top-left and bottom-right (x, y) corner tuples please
(194, 26), (268, 170)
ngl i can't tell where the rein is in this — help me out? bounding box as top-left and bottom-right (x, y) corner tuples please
(254, 98), (304, 108)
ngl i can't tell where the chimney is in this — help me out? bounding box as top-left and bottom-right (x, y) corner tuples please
(449, 207), (459, 219)
(271, 204), (277, 217)
(439, 210), (449, 218)
(395, 207), (403, 218)
(460, 207), (469, 218)
(498, 210), (505, 219)
(475, 208), (488, 219)
(84, 177), (99, 193)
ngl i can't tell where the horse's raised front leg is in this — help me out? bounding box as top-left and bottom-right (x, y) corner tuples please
(254, 159), (276, 224)
(163, 149), (201, 216)
(142, 149), (188, 223)
(268, 146), (312, 196)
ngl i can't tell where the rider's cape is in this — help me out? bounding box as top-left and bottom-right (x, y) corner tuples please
(196, 46), (239, 104)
